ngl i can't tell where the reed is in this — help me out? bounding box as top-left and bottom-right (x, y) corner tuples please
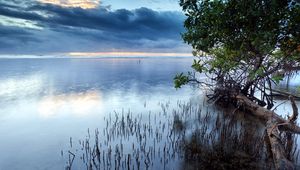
(62, 99), (299, 169)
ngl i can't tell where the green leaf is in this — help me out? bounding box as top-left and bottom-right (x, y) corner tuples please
(272, 74), (284, 84)
(191, 59), (203, 73)
(256, 67), (264, 76)
(174, 73), (189, 89)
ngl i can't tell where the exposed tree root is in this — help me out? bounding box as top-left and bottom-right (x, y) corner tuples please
(269, 88), (300, 101)
(235, 94), (299, 169)
(266, 118), (294, 170)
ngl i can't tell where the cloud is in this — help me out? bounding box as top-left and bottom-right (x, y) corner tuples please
(0, 26), (41, 51)
(0, 0), (190, 54)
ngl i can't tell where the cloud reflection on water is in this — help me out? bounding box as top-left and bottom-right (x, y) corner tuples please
(0, 74), (44, 100)
(38, 90), (102, 118)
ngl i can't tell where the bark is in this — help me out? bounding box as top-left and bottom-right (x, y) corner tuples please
(290, 96), (299, 122)
(236, 94), (300, 134)
(270, 88), (300, 100)
(235, 94), (300, 169)
(266, 118), (294, 170)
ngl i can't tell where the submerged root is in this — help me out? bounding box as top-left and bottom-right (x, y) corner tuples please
(235, 94), (300, 169)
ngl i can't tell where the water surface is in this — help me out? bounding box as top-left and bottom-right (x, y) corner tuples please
(0, 57), (299, 169)
(0, 57), (197, 169)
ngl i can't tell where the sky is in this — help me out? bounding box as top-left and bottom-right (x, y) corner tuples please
(0, 0), (192, 56)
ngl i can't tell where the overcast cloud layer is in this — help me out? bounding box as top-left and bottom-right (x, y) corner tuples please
(0, 0), (190, 55)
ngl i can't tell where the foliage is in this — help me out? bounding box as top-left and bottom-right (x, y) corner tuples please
(174, 73), (189, 88)
(175, 0), (300, 108)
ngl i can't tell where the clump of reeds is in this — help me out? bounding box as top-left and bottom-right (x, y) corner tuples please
(62, 99), (299, 170)
(181, 109), (268, 170)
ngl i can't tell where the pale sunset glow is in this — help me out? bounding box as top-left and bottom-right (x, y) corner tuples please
(38, 0), (100, 9)
(68, 52), (193, 57)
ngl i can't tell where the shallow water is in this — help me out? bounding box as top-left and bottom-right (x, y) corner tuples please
(0, 57), (199, 170)
(0, 57), (299, 169)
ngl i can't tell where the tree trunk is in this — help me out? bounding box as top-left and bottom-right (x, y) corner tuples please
(235, 94), (300, 169)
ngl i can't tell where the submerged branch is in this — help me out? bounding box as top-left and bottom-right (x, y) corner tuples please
(266, 118), (295, 170)
(234, 93), (300, 169)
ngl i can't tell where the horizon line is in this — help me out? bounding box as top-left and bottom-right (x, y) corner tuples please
(68, 52), (193, 57)
(0, 52), (194, 58)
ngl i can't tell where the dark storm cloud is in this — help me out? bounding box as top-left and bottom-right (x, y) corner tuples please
(0, 26), (42, 54)
(0, 26), (39, 44)
(0, 6), (44, 21)
(0, 0), (189, 54)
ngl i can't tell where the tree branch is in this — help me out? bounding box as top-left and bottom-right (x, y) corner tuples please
(289, 96), (299, 123)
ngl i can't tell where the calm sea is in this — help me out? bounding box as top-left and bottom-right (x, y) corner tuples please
(0, 57), (198, 169)
(0, 57), (299, 169)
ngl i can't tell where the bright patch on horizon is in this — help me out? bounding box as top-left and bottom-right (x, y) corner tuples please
(68, 52), (193, 57)
(38, 0), (100, 9)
